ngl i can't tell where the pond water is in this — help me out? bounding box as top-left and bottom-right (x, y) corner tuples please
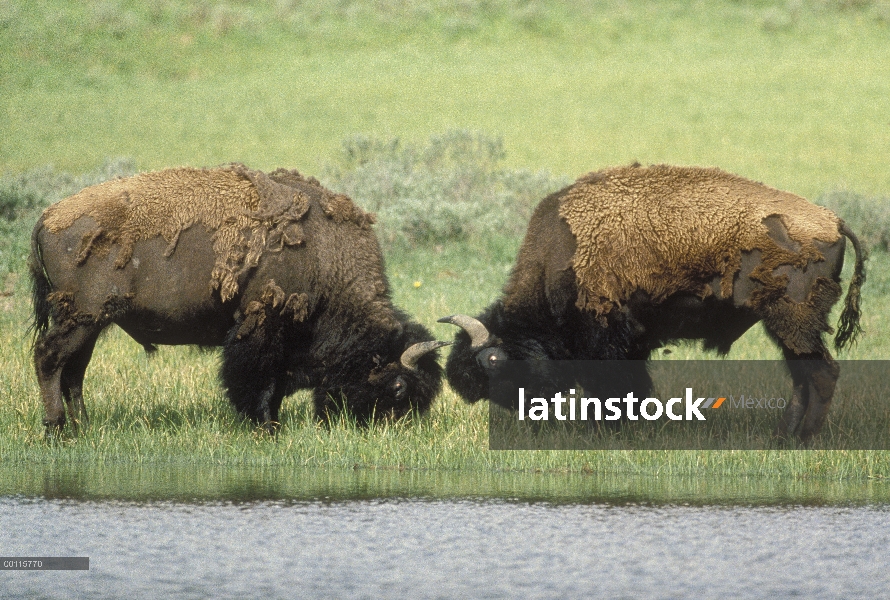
(2, 465), (889, 599)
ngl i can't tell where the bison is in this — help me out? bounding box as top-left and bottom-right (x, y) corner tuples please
(30, 163), (447, 435)
(439, 164), (866, 442)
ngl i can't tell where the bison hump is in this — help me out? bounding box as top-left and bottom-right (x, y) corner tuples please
(560, 164), (842, 316)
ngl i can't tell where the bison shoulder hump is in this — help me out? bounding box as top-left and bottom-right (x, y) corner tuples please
(559, 164), (842, 316)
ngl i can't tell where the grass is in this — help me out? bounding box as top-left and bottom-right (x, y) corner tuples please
(1, 214), (889, 478)
(3, 1), (890, 196)
(4, 460), (890, 504)
(2, 1), (890, 485)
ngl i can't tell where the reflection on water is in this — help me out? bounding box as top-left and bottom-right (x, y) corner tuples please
(1, 464), (889, 599)
(2, 461), (890, 505)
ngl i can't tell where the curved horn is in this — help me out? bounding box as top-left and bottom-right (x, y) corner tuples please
(437, 314), (492, 350)
(400, 340), (452, 370)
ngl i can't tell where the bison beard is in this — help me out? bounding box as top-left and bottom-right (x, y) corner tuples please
(440, 164), (866, 443)
(221, 309), (443, 425)
(30, 164), (446, 435)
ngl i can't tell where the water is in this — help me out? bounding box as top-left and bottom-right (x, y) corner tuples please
(2, 465), (889, 599)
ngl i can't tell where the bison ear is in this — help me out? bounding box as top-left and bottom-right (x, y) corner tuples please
(545, 267), (577, 326)
(437, 314), (492, 350)
(400, 340), (451, 370)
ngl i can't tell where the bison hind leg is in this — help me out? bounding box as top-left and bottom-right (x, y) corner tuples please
(760, 276), (843, 442)
(798, 354), (840, 441)
(773, 347), (839, 443)
(34, 320), (102, 437)
(59, 334), (99, 432)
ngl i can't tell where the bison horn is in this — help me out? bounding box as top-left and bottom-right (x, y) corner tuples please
(437, 314), (492, 350)
(400, 340), (452, 370)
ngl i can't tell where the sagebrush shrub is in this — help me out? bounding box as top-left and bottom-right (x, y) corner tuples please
(323, 130), (569, 246)
(0, 158), (137, 222)
(817, 190), (890, 252)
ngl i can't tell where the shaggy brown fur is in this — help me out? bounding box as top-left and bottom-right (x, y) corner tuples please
(41, 163), (323, 302)
(233, 280), (311, 340)
(560, 165), (842, 325)
(31, 164), (446, 435)
(441, 163), (866, 443)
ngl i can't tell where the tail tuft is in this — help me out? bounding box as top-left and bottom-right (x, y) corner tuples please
(835, 222), (867, 351)
(29, 218), (53, 343)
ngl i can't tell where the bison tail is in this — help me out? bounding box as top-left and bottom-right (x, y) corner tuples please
(834, 221), (867, 351)
(29, 217), (53, 342)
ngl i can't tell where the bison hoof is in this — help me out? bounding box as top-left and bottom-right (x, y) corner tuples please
(42, 422), (66, 443)
(259, 420), (281, 436)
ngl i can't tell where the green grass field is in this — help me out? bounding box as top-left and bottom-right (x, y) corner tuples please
(2, 0), (890, 481)
(4, 0), (890, 196)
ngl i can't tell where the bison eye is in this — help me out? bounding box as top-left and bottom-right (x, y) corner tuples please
(477, 348), (506, 370)
(392, 376), (407, 399)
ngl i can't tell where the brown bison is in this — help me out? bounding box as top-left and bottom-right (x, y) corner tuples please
(30, 163), (447, 435)
(440, 164), (865, 442)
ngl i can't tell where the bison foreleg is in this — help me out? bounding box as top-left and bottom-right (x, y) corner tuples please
(312, 389), (350, 425)
(253, 382), (284, 435)
(221, 366), (284, 432)
(221, 324), (287, 433)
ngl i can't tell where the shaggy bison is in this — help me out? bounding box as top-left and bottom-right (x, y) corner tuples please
(30, 163), (447, 434)
(440, 164), (865, 442)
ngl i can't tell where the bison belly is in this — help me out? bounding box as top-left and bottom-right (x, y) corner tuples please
(38, 218), (235, 347)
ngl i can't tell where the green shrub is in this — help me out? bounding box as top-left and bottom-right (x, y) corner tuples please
(0, 181), (40, 222)
(0, 158), (136, 277)
(817, 190), (890, 252)
(0, 158), (137, 222)
(322, 130), (569, 246)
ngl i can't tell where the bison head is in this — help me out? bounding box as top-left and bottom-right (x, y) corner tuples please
(438, 303), (563, 407)
(314, 321), (449, 424)
(439, 306), (640, 411)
